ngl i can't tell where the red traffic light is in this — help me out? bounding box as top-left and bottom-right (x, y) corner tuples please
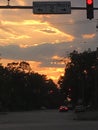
(86, 0), (94, 20)
(87, 0), (93, 5)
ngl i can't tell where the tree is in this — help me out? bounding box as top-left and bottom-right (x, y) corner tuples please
(0, 60), (60, 111)
(58, 48), (98, 109)
(19, 61), (31, 73)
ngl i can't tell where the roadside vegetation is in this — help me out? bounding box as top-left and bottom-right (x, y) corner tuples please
(58, 47), (98, 110)
(0, 61), (62, 111)
(1, 47), (98, 111)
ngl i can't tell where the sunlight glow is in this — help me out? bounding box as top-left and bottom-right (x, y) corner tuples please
(1, 58), (65, 84)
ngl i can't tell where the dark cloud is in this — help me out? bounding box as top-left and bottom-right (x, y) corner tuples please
(0, 39), (98, 68)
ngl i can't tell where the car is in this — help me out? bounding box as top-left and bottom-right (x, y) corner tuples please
(67, 104), (73, 110)
(59, 106), (69, 112)
(74, 105), (85, 113)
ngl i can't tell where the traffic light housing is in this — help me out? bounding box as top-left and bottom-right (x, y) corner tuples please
(86, 0), (94, 20)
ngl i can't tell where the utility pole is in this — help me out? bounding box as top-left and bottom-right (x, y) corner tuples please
(7, 0), (10, 6)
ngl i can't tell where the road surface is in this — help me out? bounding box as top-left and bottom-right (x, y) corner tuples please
(0, 110), (98, 130)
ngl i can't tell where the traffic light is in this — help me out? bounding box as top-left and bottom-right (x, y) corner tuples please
(86, 0), (94, 20)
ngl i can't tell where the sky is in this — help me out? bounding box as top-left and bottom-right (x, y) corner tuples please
(0, 0), (98, 83)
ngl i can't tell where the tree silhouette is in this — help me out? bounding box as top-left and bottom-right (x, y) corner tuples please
(0, 61), (60, 111)
(58, 48), (98, 109)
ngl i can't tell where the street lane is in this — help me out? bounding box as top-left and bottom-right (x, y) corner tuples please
(0, 110), (98, 130)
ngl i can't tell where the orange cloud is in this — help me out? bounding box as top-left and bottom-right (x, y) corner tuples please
(51, 55), (71, 66)
(0, 19), (74, 46)
(82, 33), (96, 39)
(52, 55), (61, 60)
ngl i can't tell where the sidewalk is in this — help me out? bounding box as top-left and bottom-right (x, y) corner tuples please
(75, 111), (98, 120)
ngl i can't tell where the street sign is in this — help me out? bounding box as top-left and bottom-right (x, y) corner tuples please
(33, 1), (71, 14)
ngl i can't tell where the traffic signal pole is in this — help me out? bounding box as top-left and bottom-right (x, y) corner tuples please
(0, 6), (98, 10)
(0, 6), (33, 9)
(0, 1), (98, 20)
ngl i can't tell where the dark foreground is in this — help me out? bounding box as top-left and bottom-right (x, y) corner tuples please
(0, 110), (98, 130)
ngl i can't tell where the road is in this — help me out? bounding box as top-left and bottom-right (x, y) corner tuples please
(0, 110), (98, 130)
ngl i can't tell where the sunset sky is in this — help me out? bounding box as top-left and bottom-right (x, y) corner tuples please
(0, 0), (98, 83)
